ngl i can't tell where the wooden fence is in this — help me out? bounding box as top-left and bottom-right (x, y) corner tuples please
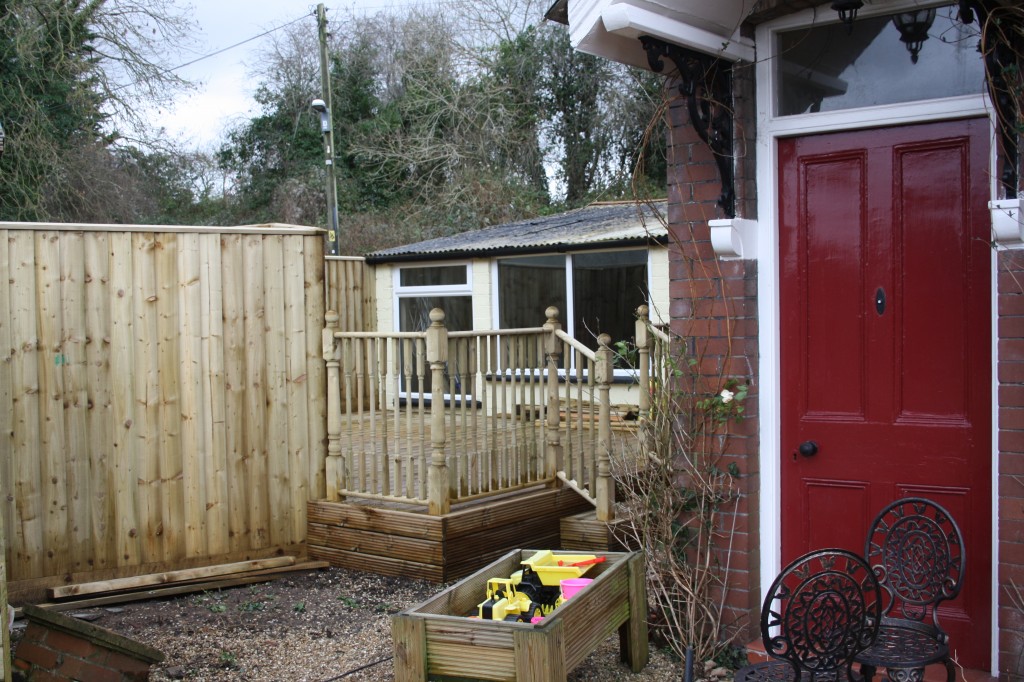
(0, 222), (375, 600)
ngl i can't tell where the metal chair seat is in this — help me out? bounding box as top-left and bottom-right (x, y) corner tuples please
(854, 497), (964, 682)
(856, 620), (948, 670)
(735, 661), (864, 682)
(735, 549), (882, 682)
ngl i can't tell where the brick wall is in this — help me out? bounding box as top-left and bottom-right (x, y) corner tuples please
(998, 249), (1024, 680)
(665, 64), (760, 646)
(13, 604), (163, 682)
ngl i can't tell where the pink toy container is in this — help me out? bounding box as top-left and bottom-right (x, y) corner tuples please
(560, 577), (593, 599)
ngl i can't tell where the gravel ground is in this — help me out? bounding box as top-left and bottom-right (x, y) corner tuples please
(12, 567), (706, 681)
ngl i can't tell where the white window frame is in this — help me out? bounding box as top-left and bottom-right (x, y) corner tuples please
(392, 261), (473, 333)
(489, 247), (655, 379)
(392, 261), (473, 403)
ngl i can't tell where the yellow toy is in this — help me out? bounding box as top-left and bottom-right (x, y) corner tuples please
(476, 551), (605, 621)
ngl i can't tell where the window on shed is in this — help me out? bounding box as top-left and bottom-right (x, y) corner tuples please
(395, 263), (472, 396)
(498, 255), (567, 330)
(496, 249), (649, 356)
(572, 250), (648, 352)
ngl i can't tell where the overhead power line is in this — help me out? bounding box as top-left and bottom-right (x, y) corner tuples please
(163, 11), (315, 76)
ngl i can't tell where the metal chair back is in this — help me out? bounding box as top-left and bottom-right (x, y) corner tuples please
(864, 497), (964, 628)
(755, 548), (882, 679)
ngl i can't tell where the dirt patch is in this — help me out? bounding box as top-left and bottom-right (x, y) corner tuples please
(12, 567), (687, 681)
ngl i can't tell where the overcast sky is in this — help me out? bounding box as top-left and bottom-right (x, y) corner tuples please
(152, 0), (418, 148)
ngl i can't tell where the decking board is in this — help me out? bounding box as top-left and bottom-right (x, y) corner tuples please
(307, 486), (597, 582)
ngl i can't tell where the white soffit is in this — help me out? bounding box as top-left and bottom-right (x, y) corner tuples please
(568, 0), (756, 68)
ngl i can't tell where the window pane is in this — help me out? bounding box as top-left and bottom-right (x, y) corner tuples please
(398, 296), (472, 394)
(573, 251), (647, 351)
(498, 256), (567, 329)
(399, 265), (467, 287)
(777, 5), (983, 116)
(398, 296), (472, 332)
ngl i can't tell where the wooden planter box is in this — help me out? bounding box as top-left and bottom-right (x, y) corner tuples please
(391, 549), (648, 681)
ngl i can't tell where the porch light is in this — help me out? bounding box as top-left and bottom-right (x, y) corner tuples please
(831, 0), (863, 31)
(893, 9), (937, 63)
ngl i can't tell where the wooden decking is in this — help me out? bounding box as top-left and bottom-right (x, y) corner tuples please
(307, 487), (597, 582)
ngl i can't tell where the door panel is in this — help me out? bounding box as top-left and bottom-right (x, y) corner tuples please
(779, 119), (990, 668)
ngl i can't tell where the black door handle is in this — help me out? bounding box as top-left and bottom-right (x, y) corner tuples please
(798, 441), (819, 457)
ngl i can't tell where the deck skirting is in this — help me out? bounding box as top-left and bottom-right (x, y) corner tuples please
(307, 488), (595, 582)
(559, 510), (634, 552)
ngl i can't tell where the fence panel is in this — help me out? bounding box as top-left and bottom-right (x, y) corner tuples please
(0, 223), (330, 595)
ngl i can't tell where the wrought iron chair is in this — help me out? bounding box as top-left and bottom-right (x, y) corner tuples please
(735, 548), (882, 682)
(855, 497), (965, 682)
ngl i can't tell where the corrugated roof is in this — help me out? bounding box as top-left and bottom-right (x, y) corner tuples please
(365, 201), (668, 264)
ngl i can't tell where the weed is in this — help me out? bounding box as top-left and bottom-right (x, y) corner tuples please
(218, 650), (239, 669)
(239, 600), (266, 612)
(337, 595), (359, 608)
(293, 601), (306, 613)
(208, 603), (227, 614)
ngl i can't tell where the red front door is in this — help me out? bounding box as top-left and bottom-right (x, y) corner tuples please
(779, 118), (991, 668)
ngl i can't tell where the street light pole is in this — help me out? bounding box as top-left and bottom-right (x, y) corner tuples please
(315, 3), (339, 256)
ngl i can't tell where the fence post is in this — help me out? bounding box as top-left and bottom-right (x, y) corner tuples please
(543, 307), (563, 483)
(426, 308), (450, 515)
(323, 311), (343, 501)
(1, 500), (9, 682)
(595, 333), (615, 521)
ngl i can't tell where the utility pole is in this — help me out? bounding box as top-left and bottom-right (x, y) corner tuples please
(315, 3), (340, 256)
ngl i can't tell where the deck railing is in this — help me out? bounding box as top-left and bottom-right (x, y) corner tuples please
(322, 305), (670, 518)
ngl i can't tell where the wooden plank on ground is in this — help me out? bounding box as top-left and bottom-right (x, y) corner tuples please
(48, 556), (297, 600)
(27, 561), (329, 615)
(6, 544), (308, 604)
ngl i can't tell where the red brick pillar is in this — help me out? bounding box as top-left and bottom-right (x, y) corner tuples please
(997, 249), (1024, 678)
(666, 68), (760, 646)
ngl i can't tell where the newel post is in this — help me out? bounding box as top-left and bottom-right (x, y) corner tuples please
(543, 306), (563, 482)
(323, 311), (343, 501)
(595, 333), (615, 521)
(426, 308), (450, 515)
(636, 305), (651, 417)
